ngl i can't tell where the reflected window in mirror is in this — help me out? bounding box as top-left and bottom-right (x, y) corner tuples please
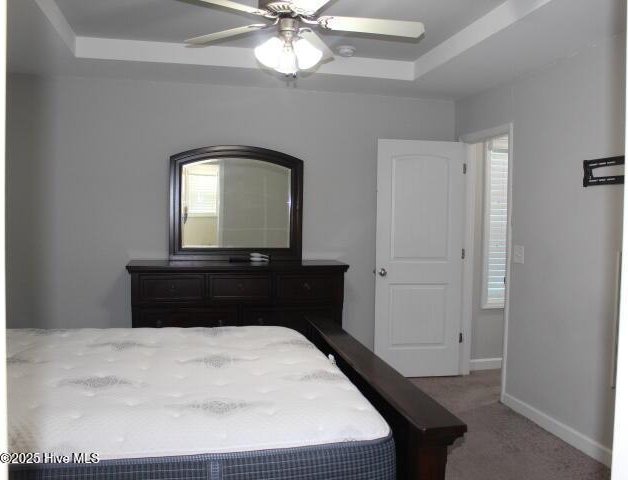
(182, 162), (220, 247)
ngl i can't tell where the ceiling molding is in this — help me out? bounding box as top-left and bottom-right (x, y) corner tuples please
(76, 38), (259, 70)
(36, 0), (559, 83)
(34, 0), (76, 53)
(414, 0), (556, 78)
(75, 37), (415, 81)
(312, 56), (414, 81)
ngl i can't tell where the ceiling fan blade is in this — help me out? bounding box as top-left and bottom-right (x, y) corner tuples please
(299, 28), (334, 62)
(290, 0), (333, 15)
(318, 16), (425, 38)
(196, 0), (269, 16)
(185, 24), (270, 45)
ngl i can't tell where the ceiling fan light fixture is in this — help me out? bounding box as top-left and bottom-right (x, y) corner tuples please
(294, 37), (323, 70)
(254, 36), (284, 69)
(276, 43), (299, 75)
(254, 35), (323, 75)
(255, 36), (299, 75)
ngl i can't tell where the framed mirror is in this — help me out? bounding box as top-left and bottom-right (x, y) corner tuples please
(170, 146), (303, 261)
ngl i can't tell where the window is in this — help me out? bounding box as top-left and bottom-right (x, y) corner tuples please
(186, 165), (219, 216)
(482, 134), (509, 309)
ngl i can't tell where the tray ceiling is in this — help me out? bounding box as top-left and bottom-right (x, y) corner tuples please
(53, 0), (505, 61)
(8, 0), (626, 99)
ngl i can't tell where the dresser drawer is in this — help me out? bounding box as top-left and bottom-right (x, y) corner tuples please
(135, 309), (237, 328)
(243, 308), (278, 327)
(277, 275), (339, 303)
(210, 276), (271, 301)
(285, 309), (331, 334)
(139, 275), (204, 302)
(242, 308), (331, 334)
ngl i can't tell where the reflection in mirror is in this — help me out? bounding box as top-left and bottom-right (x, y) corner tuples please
(181, 158), (292, 249)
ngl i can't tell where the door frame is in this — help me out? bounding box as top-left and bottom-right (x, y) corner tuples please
(459, 124), (513, 400)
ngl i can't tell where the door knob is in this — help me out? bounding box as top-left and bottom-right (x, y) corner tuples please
(378, 268), (388, 277)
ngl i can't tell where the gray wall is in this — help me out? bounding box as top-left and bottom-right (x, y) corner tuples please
(457, 35), (625, 451)
(471, 151), (504, 361)
(7, 74), (455, 348)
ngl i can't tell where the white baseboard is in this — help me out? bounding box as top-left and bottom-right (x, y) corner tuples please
(470, 357), (502, 371)
(502, 393), (612, 467)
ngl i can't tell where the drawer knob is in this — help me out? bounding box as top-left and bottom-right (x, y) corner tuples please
(257, 317), (264, 325)
(302, 282), (311, 291)
(156, 320), (163, 328)
(237, 283), (245, 290)
(169, 283), (176, 291)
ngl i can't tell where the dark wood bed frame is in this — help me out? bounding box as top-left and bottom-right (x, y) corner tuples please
(306, 317), (466, 480)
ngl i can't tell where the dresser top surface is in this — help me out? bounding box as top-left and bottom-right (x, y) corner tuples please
(126, 259), (349, 273)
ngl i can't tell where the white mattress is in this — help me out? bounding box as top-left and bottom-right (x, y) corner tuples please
(7, 326), (390, 460)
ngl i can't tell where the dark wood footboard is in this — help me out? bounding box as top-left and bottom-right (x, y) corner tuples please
(306, 318), (466, 480)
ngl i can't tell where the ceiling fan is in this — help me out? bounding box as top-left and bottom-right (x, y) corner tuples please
(185, 0), (425, 76)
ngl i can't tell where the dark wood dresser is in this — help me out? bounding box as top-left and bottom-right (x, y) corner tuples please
(126, 260), (349, 333)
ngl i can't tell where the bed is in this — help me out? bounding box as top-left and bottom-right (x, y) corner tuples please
(7, 320), (465, 480)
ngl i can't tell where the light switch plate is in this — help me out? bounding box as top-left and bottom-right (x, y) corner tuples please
(513, 245), (525, 264)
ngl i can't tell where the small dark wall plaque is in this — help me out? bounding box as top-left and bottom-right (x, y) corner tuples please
(583, 156), (625, 187)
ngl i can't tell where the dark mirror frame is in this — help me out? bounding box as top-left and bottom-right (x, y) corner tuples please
(170, 145), (303, 261)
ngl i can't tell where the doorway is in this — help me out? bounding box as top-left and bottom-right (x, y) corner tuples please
(464, 132), (511, 384)
(460, 125), (513, 400)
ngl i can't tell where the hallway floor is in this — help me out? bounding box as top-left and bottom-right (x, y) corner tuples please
(411, 370), (610, 480)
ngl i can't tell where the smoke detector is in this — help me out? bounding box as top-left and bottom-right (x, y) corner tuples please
(336, 45), (356, 57)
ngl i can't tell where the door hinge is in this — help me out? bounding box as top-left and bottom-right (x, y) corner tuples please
(459, 333), (464, 343)
(461, 248), (466, 259)
(463, 163), (467, 174)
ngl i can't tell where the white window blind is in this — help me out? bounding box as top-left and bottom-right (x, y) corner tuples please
(483, 135), (509, 309)
(187, 166), (219, 215)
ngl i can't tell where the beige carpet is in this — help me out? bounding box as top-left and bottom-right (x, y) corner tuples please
(411, 370), (610, 480)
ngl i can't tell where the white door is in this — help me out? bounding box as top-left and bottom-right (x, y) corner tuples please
(375, 139), (467, 377)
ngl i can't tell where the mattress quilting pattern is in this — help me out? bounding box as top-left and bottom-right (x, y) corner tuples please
(7, 326), (390, 460)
